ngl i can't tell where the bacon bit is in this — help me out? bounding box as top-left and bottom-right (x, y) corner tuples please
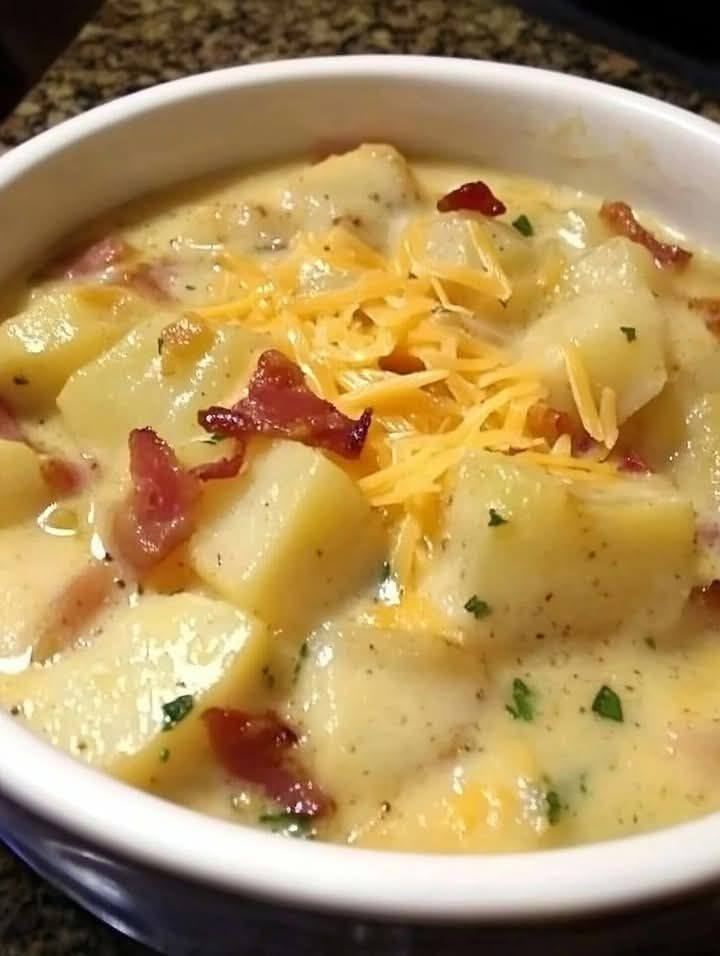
(126, 261), (175, 303)
(189, 443), (246, 482)
(526, 401), (593, 455)
(599, 201), (692, 270)
(688, 297), (720, 336)
(618, 449), (652, 474)
(378, 349), (426, 375)
(0, 399), (24, 442)
(113, 428), (200, 573)
(203, 708), (334, 817)
(48, 236), (134, 280)
(691, 580), (720, 612)
(437, 181), (506, 217)
(40, 457), (89, 498)
(199, 350), (372, 459)
(34, 562), (115, 661)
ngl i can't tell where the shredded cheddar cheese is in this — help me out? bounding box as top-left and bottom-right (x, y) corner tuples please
(196, 220), (618, 589)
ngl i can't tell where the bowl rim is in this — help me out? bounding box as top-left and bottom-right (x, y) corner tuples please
(2, 54), (720, 922)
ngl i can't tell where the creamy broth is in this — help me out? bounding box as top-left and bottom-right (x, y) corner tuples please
(2, 144), (720, 852)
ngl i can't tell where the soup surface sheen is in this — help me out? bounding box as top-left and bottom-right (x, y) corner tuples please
(2, 144), (720, 853)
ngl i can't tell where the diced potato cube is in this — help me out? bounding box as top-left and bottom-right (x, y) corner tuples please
(285, 144), (419, 250)
(287, 623), (486, 831)
(58, 314), (267, 461)
(0, 593), (268, 790)
(559, 236), (656, 298)
(0, 525), (93, 660)
(0, 287), (136, 413)
(0, 440), (49, 527)
(423, 451), (694, 644)
(190, 442), (385, 631)
(520, 286), (667, 423)
(672, 394), (720, 513)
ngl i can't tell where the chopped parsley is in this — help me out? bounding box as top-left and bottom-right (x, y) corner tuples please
(161, 694), (194, 730)
(488, 508), (508, 527)
(203, 433), (226, 445)
(259, 811), (313, 838)
(157, 336), (164, 355)
(620, 326), (637, 342)
(579, 772), (588, 795)
(506, 677), (535, 721)
(159, 747), (170, 763)
(12, 375), (29, 386)
(644, 636), (657, 650)
(591, 685), (623, 723)
(512, 214), (534, 237)
(545, 790), (562, 825)
(292, 641), (309, 685)
(464, 595), (491, 619)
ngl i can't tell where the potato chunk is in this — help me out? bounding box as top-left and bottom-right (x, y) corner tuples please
(58, 314), (267, 460)
(0, 287), (136, 413)
(0, 593), (268, 790)
(521, 287), (666, 424)
(424, 452), (694, 644)
(0, 525), (95, 660)
(0, 440), (49, 527)
(287, 623), (486, 831)
(285, 144), (419, 249)
(522, 239), (667, 423)
(190, 442), (385, 631)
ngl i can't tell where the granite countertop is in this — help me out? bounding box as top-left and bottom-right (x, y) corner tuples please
(1, 1), (719, 953)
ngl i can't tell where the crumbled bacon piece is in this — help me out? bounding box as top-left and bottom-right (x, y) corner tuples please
(113, 428), (200, 573)
(0, 399), (23, 442)
(203, 708), (334, 817)
(126, 261), (175, 303)
(599, 201), (692, 270)
(48, 236), (133, 280)
(189, 443), (246, 482)
(689, 297), (720, 336)
(436, 181), (506, 217)
(199, 350), (372, 459)
(618, 450), (652, 474)
(40, 457), (89, 497)
(526, 401), (592, 454)
(691, 580), (720, 612)
(35, 562), (115, 661)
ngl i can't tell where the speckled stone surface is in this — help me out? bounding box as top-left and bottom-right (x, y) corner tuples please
(1, 1), (720, 953)
(2, 0), (720, 146)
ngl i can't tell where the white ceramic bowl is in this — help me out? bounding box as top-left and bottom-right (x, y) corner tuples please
(2, 56), (720, 954)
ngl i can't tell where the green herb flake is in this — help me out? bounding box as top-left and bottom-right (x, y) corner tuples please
(505, 677), (535, 721)
(488, 508), (508, 527)
(579, 772), (588, 795)
(512, 214), (534, 237)
(259, 811), (312, 838)
(159, 747), (170, 763)
(464, 595), (491, 619)
(620, 326), (637, 343)
(644, 636), (657, 650)
(292, 641), (309, 685)
(545, 790), (562, 825)
(591, 684), (623, 723)
(203, 433), (226, 446)
(157, 336), (164, 355)
(161, 694), (194, 731)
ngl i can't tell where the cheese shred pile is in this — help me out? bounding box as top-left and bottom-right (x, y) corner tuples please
(195, 218), (618, 587)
